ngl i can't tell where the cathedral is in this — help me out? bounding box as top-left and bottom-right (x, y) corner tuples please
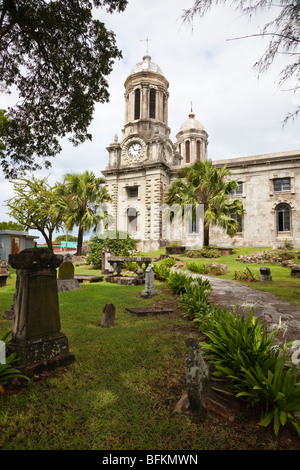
(102, 54), (300, 251)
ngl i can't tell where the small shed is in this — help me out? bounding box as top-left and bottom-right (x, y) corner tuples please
(0, 230), (38, 262)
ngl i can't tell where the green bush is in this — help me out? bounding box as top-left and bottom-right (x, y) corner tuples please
(86, 231), (138, 269)
(153, 263), (171, 282)
(239, 356), (300, 438)
(234, 267), (259, 282)
(166, 271), (194, 295)
(186, 261), (209, 274)
(185, 247), (222, 259)
(172, 271), (300, 439)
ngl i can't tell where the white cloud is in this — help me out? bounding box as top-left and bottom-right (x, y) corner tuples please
(0, 0), (299, 242)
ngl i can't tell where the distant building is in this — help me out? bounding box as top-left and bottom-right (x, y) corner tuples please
(102, 55), (300, 250)
(0, 230), (38, 262)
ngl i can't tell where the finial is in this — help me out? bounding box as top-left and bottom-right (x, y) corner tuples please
(140, 37), (152, 55)
(189, 102), (195, 119)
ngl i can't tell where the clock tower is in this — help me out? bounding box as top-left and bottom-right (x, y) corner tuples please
(103, 54), (179, 251)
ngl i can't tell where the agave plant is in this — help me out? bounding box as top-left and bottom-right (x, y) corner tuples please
(238, 356), (300, 438)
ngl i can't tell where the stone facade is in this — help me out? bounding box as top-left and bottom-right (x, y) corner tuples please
(210, 151), (300, 249)
(102, 55), (300, 250)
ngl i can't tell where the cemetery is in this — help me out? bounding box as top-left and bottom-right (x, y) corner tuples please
(0, 243), (300, 450)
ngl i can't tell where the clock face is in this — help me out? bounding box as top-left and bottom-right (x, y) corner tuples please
(128, 142), (142, 159)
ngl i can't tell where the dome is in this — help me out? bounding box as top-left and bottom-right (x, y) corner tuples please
(180, 112), (205, 131)
(130, 55), (163, 75)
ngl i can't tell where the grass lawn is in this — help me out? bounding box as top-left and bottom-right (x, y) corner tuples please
(0, 247), (299, 450)
(177, 247), (300, 308)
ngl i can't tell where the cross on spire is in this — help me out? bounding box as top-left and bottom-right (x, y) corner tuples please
(140, 37), (152, 55)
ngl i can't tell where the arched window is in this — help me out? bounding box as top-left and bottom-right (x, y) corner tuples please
(276, 203), (291, 232)
(134, 89), (140, 120)
(149, 88), (156, 118)
(185, 140), (190, 163)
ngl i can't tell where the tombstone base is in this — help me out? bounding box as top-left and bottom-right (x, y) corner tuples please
(57, 278), (81, 292)
(260, 275), (272, 282)
(8, 332), (75, 376)
(106, 275), (144, 285)
(140, 288), (158, 298)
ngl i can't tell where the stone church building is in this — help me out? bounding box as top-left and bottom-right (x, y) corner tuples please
(102, 54), (300, 251)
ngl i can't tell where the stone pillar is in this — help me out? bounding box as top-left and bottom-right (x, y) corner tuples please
(185, 337), (210, 416)
(8, 247), (75, 375)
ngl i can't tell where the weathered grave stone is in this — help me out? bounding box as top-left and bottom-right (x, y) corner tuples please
(125, 306), (173, 316)
(260, 266), (272, 282)
(57, 255), (81, 292)
(102, 247), (114, 275)
(0, 260), (10, 287)
(185, 337), (210, 416)
(8, 247), (75, 375)
(140, 265), (158, 298)
(291, 265), (300, 278)
(101, 303), (116, 327)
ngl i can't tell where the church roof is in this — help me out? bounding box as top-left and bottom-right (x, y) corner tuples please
(130, 55), (163, 75)
(180, 112), (205, 132)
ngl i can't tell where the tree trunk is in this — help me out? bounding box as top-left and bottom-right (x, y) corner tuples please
(76, 226), (83, 255)
(203, 224), (209, 247)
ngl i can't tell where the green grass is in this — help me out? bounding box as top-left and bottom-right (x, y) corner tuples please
(181, 247), (300, 308)
(0, 270), (241, 450)
(0, 250), (299, 450)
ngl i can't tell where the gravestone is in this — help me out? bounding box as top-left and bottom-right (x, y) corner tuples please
(185, 337), (210, 416)
(102, 247), (114, 275)
(8, 247), (75, 375)
(0, 260), (10, 287)
(291, 265), (300, 278)
(101, 303), (116, 327)
(57, 254), (81, 292)
(140, 266), (157, 298)
(260, 266), (272, 282)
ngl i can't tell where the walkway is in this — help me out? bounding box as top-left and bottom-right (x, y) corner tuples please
(188, 272), (300, 344)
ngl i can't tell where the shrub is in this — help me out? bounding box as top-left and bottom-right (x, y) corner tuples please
(185, 247), (222, 259)
(86, 231), (138, 269)
(239, 356), (300, 438)
(153, 263), (171, 282)
(159, 257), (177, 267)
(186, 261), (227, 276)
(234, 267), (258, 282)
(186, 261), (209, 274)
(166, 271), (194, 295)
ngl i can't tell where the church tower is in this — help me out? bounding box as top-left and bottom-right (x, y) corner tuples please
(102, 55), (207, 251)
(175, 108), (208, 166)
(103, 55), (177, 251)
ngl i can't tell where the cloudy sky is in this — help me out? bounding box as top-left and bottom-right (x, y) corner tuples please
(0, 0), (299, 242)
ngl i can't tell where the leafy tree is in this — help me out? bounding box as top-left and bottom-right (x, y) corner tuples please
(87, 231), (138, 269)
(6, 176), (64, 251)
(54, 234), (78, 244)
(0, 0), (128, 178)
(55, 171), (111, 255)
(182, 0), (300, 123)
(165, 160), (244, 246)
(0, 220), (24, 231)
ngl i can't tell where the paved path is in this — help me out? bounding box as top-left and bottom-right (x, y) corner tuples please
(187, 272), (300, 344)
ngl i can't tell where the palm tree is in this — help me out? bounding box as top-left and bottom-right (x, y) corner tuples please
(165, 160), (244, 246)
(55, 171), (111, 255)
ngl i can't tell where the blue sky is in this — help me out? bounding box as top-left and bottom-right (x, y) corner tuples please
(0, 0), (299, 243)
